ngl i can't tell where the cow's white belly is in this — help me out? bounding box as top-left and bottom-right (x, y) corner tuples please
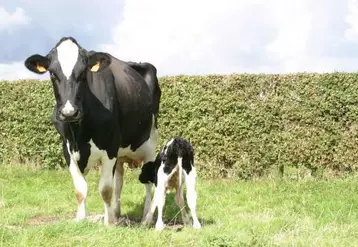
(118, 115), (158, 164)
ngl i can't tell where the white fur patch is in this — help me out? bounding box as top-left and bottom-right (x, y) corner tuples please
(99, 155), (117, 225)
(87, 139), (107, 171)
(164, 138), (174, 154)
(118, 115), (158, 163)
(87, 139), (117, 225)
(66, 141), (87, 220)
(66, 141), (80, 161)
(57, 39), (79, 79)
(62, 100), (75, 115)
(184, 166), (201, 229)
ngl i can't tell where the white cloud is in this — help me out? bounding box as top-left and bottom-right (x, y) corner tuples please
(345, 0), (358, 41)
(99, 0), (358, 76)
(0, 61), (47, 81)
(2, 0), (358, 81)
(0, 7), (31, 31)
(101, 0), (271, 75)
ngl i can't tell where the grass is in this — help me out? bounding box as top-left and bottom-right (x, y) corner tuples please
(1, 165), (358, 246)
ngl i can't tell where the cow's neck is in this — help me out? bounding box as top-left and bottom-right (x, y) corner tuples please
(62, 77), (116, 152)
(65, 122), (83, 152)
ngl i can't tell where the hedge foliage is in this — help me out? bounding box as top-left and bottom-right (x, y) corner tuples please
(1, 73), (358, 179)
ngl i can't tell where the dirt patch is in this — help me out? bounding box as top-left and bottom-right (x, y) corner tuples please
(28, 216), (60, 226)
(25, 213), (187, 231)
(0, 224), (22, 231)
(87, 214), (185, 230)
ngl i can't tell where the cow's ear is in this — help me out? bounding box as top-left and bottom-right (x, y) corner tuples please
(88, 52), (111, 73)
(24, 54), (50, 74)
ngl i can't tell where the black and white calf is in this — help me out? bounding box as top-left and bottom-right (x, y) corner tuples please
(139, 137), (201, 231)
(24, 37), (161, 225)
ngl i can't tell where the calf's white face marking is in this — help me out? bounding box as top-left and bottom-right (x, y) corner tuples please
(163, 138), (174, 154)
(56, 39), (79, 79)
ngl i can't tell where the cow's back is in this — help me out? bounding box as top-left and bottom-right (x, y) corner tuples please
(125, 61), (162, 117)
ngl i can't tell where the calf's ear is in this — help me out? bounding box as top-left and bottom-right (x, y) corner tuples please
(88, 52), (111, 72)
(24, 54), (50, 74)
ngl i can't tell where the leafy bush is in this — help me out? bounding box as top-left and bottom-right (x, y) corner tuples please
(1, 73), (358, 179)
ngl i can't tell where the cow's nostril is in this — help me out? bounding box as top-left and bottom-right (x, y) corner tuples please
(60, 108), (79, 121)
(72, 109), (79, 118)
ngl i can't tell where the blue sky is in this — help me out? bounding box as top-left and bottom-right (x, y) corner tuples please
(1, 0), (358, 80)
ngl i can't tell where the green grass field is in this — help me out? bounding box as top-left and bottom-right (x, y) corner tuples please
(1, 165), (358, 247)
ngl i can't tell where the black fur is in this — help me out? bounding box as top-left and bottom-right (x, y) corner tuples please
(24, 36), (161, 173)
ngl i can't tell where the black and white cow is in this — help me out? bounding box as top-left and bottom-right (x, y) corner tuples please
(24, 37), (161, 225)
(139, 136), (201, 231)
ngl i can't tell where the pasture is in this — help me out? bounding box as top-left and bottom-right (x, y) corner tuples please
(2, 73), (358, 246)
(1, 164), (358, 246)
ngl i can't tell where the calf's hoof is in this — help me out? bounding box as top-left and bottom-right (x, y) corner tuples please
(74, 213), (86, 222)
(155, 222), (165, 232)
(193, 221), (201, 229)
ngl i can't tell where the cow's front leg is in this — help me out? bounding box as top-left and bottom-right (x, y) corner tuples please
(99, 156), (117, 226)
(69, 159), (88, 221)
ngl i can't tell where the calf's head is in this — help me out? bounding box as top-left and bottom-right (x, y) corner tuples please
(24, 37), (111, 123)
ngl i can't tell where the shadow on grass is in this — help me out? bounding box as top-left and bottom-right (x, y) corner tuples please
(121, 193), (215, 231)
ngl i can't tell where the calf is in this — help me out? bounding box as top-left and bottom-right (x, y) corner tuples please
(139, 137), (201, 231)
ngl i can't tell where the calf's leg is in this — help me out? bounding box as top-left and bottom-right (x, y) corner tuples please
(184, 167), (201, 229)
(142, 165), (168, 231)
(175, 184), (191, 225)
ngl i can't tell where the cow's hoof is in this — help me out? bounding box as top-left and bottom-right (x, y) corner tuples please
(141, 220), (150, 227)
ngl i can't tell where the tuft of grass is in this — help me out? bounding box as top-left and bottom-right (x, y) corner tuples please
(1, 164), (358, 246)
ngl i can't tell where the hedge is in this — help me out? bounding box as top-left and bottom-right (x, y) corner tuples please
(1, 73), (358, 179)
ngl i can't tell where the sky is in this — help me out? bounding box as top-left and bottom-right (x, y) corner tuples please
(1, 0), (358, 81)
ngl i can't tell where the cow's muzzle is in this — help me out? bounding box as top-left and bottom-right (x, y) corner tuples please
(58, 108), (81, 122)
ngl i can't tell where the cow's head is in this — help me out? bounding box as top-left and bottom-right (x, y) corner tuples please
(24, 37), (111, 123)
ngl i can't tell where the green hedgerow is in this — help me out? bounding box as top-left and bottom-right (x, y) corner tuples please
(1, 73), (358, 179)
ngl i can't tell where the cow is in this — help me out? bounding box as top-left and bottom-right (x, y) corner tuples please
(139, 136), (201, 231)
(23, 37), (161, 226)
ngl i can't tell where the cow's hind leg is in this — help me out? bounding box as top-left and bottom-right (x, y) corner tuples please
(113, 160), (124, 220)
(99, 156), (117, 226)
(142, 183), (152, 221)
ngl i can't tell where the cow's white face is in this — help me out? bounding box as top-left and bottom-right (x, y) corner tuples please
(24, 37), (111, 123)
